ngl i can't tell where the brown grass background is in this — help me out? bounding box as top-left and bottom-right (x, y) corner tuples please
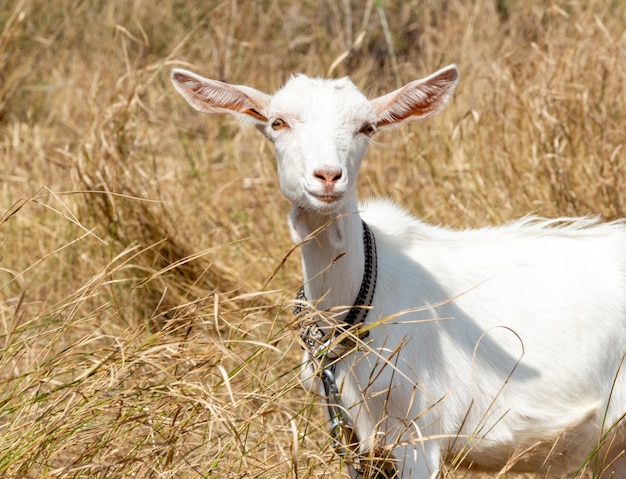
(0, 0), (624, 477)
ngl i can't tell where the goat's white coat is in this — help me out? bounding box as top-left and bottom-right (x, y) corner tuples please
(171, 66), (626, 478)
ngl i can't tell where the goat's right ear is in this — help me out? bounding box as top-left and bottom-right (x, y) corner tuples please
(170, 69), (270, 124)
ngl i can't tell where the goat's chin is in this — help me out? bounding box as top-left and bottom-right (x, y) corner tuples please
(306, 197), (346, 216)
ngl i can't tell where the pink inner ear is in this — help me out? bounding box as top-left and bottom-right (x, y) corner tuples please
(197, 83), (249, 111)
(172, 69), (270, 121)
(375, 88), (436, 127)
(373, 65), (459, 127)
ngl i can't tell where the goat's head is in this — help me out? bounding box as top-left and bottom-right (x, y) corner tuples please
(171, 66), (459, 214)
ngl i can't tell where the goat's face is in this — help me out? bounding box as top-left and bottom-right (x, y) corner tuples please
(265, 76), (375, 214)
(171, 66), (459, 213)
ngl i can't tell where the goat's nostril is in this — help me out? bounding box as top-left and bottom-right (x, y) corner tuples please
(314, 168), (343, 185)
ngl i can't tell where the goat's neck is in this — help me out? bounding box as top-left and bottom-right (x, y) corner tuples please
(289, 196), (365, 315)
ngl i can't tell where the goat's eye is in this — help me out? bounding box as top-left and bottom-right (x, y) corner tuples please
(360, 123), (376, 136)
(271, 118), (286, 130)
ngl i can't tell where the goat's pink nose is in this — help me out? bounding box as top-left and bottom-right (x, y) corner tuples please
(313, 168), (342, 188)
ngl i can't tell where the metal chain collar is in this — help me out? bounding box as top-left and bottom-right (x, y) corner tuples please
(293, 221), (397, 477)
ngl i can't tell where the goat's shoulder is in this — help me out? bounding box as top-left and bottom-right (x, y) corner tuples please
(359, 198), (447, 247)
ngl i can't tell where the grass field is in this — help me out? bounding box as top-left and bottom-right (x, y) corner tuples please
(1, 0), (625, 477)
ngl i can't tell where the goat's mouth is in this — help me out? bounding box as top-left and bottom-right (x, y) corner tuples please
(315, 194), (341, 203)
(309, 192), (343, 205)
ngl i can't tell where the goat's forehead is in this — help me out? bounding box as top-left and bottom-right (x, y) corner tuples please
(270, 76), (373, 121)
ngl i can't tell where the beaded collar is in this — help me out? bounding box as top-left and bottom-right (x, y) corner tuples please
(294, 220), (377, 351)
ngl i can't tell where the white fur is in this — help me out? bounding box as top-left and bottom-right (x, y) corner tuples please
(171, 65), (626, 478)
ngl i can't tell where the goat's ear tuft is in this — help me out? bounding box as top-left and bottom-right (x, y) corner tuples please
(170, 69), (270, 124)
(372, 64), (459, 129)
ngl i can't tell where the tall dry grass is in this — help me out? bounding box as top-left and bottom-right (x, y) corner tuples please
(0, 0), (624, 477)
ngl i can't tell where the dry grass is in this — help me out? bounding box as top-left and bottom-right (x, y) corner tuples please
(0, 0), (624, 477)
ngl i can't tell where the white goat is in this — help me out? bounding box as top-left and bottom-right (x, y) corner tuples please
(171, 65), (626, 478)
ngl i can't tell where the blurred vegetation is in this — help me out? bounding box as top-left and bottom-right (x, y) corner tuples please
(0, 0), (624, 477)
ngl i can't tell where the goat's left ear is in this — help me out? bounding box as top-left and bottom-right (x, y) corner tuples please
(170, 68), (271, 124)
(371, 64), (459, 129)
